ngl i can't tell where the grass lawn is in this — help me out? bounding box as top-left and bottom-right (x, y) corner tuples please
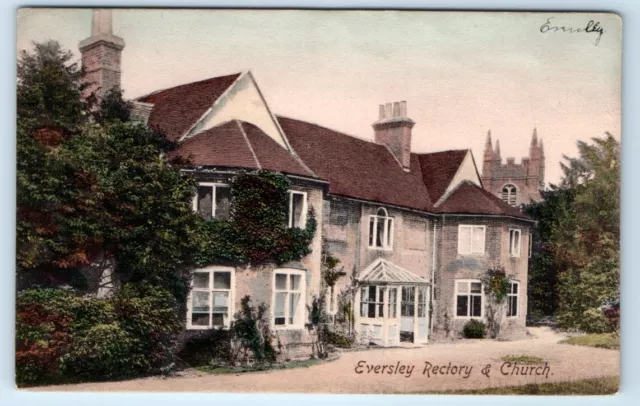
(411, 376), (619, 395)
(561, 333), (619, 350)
(501, 355), (545, 365)
(196, 358), (321, 375)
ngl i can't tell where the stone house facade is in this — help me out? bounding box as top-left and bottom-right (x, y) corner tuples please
(78, 10), (536, 352)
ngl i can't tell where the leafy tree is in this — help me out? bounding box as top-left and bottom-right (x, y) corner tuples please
(17, 41), (202, 303)
(530, 134), (620, 332)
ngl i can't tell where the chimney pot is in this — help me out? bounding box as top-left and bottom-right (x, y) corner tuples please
(385, 103), (392, 118)
(373, 101), (415, 170)
(400, 101), (407, 117)
(379, 104), (385, 120)
(392, 102), (401, 117)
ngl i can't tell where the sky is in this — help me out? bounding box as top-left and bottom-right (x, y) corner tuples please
(16, 8), (621, 186)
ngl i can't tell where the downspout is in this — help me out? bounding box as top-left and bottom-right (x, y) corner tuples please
(430, 219), (438, 337)
(351, 201), (363, 335)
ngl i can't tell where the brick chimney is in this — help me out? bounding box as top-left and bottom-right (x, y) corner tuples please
(79, 9), (125, 104)
(372, 101), (415, 170)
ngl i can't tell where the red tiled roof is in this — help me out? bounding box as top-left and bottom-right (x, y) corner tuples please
(436, 181), (529, 218)
(171, 120), (315, 178)
(138, 73), (241, 141)
(417, 150), (468, 202)
(278, 116), (434, 211)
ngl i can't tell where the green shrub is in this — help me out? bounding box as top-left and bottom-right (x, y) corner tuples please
(462, 319), (486, 339)
(15, 286), (182, 386)
(177, 329), (235, 367)
(323, 327), (354, 348)
(60, 323), (139, 380)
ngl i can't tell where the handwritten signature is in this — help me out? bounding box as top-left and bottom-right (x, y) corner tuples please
(540, 17), (604, 45)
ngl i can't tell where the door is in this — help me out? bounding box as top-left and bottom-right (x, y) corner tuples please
(400, 286), (415, 342)
(415, 286), (429, 343)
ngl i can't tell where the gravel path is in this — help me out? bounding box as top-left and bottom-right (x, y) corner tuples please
(29, 327), (619, 394)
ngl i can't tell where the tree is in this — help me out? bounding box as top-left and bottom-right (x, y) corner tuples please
(551, 134), (620, 332)
(17, 41), (202, 303)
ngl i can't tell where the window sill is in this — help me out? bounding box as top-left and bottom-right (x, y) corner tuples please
(509, 255), (521, 259)
(367, 246), (393, 252)
(273, 324), (306, 331)
(186, 325), (229, 330)
(453, 316), (484, 320)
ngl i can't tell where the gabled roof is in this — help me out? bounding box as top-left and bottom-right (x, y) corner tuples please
(358, 258), (430, 285)
(137, 73), (242, 141)
(171, 120), (316, 178)
(278, 116), (434, 211)
(417, 150), (468, 203)
(436, 181), (529, 219)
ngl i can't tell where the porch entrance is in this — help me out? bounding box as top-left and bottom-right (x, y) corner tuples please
(355, 258), (431, 347)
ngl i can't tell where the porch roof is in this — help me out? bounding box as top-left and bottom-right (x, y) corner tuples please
(357, 258), (430, 285)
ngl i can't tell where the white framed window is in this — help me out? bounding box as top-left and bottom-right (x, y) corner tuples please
(458, 225), (485, 255)
(324, 286), (338, 315)
(401, 286), (415, 317)
(288, 191), (308, 228)
(528, 233), (533, 258)
(388, 287), (398, 318)
(455, 280), (484, 318)
(507, 281), (519, 317)
(192, 182), (231, 220)
(509, 228), (521, 257)
(360, 285), (385, 319)
(273, 269), (306, 328)
(187, 267), (234, 329)
(501, 184), (517, 207)
(368, 208), (394, 250)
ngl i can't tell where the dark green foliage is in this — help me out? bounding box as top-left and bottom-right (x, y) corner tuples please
(322, 328), (355, 348)
(17, 41), (202, 304)
(526, 135), (619, 332)
(462, 319), (486, 339)
(482, 267), (511, 302)
(524, 189), (574, 318)
(231, 296), (276, 364)
(195, 171), (317, 267)
(15, 287), (182, 386)
(178, 296), (276, 367)
(177, 329), (236, 367)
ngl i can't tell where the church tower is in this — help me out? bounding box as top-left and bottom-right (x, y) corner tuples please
(481, 129), (545, 207)
(79, 9), (125, 103)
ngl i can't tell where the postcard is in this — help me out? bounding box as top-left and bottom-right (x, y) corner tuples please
(15, 8), (620, 395)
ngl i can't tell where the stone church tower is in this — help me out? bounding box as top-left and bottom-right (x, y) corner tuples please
(78, 9), (125, 103)
(481, 129), (545, 207)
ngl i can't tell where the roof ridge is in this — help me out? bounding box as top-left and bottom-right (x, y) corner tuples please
(236, 120), (262, 170)
(136, 72), (243, 101)
(277, 115), (374, 144)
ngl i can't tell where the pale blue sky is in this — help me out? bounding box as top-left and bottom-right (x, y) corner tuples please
(17, 9), (621, 185)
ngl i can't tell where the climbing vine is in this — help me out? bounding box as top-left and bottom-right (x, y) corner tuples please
(481, 266), (513, 338)
(194, 170), (317, 267)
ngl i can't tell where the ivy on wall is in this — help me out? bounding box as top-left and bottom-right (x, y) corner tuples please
(194, 170), (317, 267)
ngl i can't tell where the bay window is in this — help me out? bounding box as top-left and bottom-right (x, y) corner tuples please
(509, 228), (521, 257)
(458, 225), (485, 255)
(455, 280), (483, 318)
(507, 281), (519, 317)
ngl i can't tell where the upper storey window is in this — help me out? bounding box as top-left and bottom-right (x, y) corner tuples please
(368, 208), (394, 250)
(501, 184), (517, 207)
(288, 191), (308, 228)
(193, 183), (231, 220)
(458, 225), (485, 255)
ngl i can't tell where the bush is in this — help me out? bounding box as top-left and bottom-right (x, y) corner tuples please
(15, 286), (182, 386)
(323, 327), (354, 348)
(462, 319), (486, 339)
(177, 329), (236, 367)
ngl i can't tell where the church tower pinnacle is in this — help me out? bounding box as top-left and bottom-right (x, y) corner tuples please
(79, 9), (125, 104)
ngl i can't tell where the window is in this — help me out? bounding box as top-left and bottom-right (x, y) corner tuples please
(368, 208), (394, 250)
(528, 233), (533, 258)
(501, 184), (517, 207)
(401, 286), (415, 317)
(288, 191), (307, 228)
(360, 285), (384, 318)
(187, 267), (233, 329)
(509, 228), (521, 257)
(458, 225), (485, 255)
(418, 287), (427, 318)
(507, 281), (519, 317)
(455, 280), (483, 318)
(193, 183), (231, 220)
(273, 269), (305, 327)
(388, 287), (398, 318)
